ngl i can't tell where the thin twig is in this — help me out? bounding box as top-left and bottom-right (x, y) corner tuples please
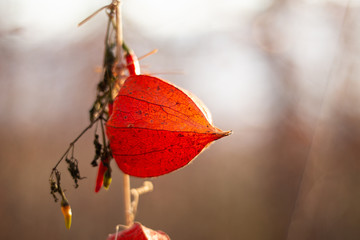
(130, 181), (153, 217)
(137, 49), (159, 61)
(78, 4), (111, 27)
(123, 174), (132, 225)
(100, 118), (107, 147)
(115, 1), (124, 69)
(51, 106), (108, 176)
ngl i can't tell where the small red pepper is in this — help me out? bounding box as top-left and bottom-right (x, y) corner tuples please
(60, 198), (72, 229)
(123, 43), (141, 76)
(95, 160), (108, 192)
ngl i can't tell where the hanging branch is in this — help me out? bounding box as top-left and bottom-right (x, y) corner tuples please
(48, 3), (119, 231)
(50, 111), (104, 173)
(49, 1), (118, 190)
(50, 0), (155, 230)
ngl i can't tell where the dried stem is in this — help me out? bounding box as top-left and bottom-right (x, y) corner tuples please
(115, 1), (124, 68)
(51, 108), (106, 175)
(78, 4), (111, 27)
(130, 181), (153, 217)
(123, 174), (132, 225)
(113, 0), (132, 227)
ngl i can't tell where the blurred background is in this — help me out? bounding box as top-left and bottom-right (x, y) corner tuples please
(1, 0), (360, 239)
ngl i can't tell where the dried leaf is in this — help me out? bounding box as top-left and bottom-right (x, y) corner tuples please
(106, 75), (230, 177)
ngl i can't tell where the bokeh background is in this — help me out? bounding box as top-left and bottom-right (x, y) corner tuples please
(1, 0), (360, 239)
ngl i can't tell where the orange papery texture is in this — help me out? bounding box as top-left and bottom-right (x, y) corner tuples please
(106, 75), (230, 177)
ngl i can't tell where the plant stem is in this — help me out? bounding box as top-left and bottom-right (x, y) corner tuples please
(123, 174), (132, 225)
(51, 112), (105, 175)
(114, 0), (132, 227)
(115, 1), (124, 67)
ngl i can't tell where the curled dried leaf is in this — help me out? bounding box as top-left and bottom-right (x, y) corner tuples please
(65, 157), (85, 188)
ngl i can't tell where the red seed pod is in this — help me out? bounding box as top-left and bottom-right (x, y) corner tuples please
(106, 222), (170, 240)
(106, 75), (230, 177)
